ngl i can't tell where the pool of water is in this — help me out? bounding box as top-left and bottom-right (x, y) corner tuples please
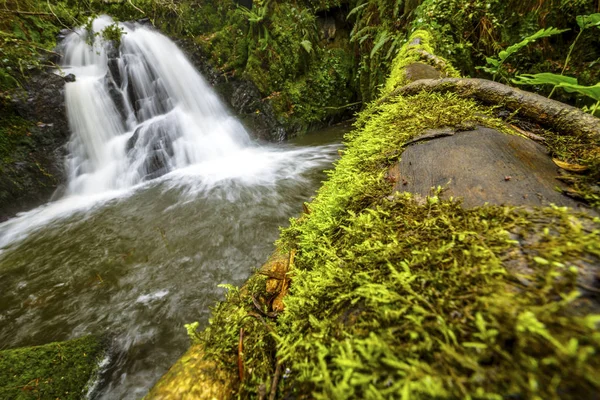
(0, 123), (349, 399)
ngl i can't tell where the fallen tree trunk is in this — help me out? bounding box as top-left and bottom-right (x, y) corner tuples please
(384, 78), (600, 140)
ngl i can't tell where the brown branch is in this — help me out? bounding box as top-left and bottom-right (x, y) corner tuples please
(238, 328), (244, 381)
(269, 359), (283, 400)
(0, 10), (52, 16)
(385, 78), (600, 140)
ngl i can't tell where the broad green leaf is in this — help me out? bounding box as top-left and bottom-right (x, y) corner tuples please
(559, 82), (600, 102)
(485, 57), (500, 67)
(500, 27), (569, 62)
(576, 13), (600, 29)
(514, 73), (578, 86)
(300, 39), (313, 54)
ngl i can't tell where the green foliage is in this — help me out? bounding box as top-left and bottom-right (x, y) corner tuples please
(515, 73), (600, 114)
(347, 0), (409, 102)
(503, 12), (600, 114)
(481, 27), (569, 81)
(101, 23), (127, 47)
(412, 0), (600, 88)
(0, 336), (105, 399)
(576, 12), (600, 29)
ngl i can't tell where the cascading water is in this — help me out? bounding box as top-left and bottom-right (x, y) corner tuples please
(62, 15), (251, 194)
(0, 16), (346, 399)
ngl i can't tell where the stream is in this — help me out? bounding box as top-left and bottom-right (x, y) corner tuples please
(0, 16), (346, 399)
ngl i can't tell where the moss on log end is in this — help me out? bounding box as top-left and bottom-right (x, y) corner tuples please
(0, 335), (105, 399)
(144, 344), (235, 400)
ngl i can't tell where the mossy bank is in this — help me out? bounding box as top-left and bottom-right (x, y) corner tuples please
(152, 29), (600, 399)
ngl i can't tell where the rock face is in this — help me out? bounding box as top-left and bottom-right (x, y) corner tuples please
(0, 71), (71, 222)
(404, 62), (441, 82)
(176, 39), (287, 142)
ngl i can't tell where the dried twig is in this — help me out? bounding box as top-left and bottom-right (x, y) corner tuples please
(238, 328), (244, 381)
(252, 294), (278, 318)
(269, 359), (283, 400)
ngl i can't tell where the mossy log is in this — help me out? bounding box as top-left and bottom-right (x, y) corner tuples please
(144, 345), (235, 400)
(154, 29), (600, 399)
(386, 78), (600, 140)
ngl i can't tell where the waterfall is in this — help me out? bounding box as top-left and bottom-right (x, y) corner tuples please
(0, 15), (339, 250)
(61, 16), (252, 194)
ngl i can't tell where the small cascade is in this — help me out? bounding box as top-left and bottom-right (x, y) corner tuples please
(60, 16), (251, 195)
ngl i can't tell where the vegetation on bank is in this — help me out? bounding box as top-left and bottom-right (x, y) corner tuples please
(2, 0), (599, 131)
(179, 29), (600, 399)
(0, 335), (105, 399)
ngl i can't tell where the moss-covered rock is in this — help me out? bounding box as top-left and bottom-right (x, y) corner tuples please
(0, 335), (106, 400)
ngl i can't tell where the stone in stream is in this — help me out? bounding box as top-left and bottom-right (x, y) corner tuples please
(388, 126), (588, 210)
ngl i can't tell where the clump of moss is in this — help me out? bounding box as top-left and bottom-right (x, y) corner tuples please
(0, 335), (105, 399)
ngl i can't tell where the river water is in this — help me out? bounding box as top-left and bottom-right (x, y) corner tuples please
(0, 16), (347, 399)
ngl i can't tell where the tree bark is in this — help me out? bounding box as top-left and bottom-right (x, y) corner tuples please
(386, 78), (600, 140)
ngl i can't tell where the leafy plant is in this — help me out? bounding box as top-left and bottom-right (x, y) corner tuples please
(512, 13), (600, 114)
(102, 23), (127, 47)
(546, 12), (600, 97)
(236, 0), (272, 50)
(481, 27), (568, 81)
(514, 73), (600, 115)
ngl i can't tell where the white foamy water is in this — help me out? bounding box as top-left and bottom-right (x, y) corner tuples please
(0, 16), (340, 249)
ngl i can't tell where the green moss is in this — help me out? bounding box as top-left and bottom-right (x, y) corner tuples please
(0, 335), (105, 399)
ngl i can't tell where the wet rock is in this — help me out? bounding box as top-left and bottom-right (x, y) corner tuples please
(0, 71), (71, 221)
(318, 16), (337, 42)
